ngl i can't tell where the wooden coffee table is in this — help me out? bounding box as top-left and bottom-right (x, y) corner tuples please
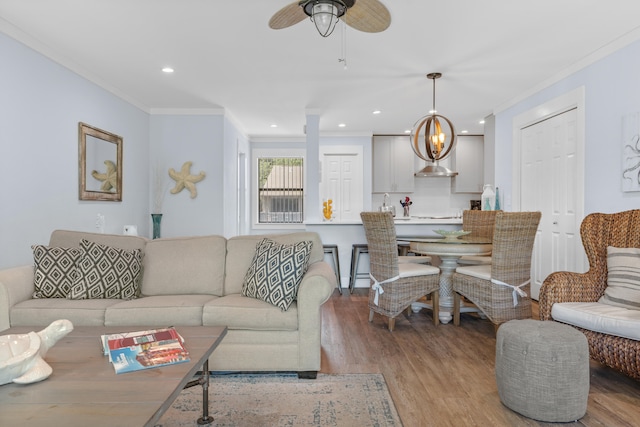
(0, 325), (227, 426)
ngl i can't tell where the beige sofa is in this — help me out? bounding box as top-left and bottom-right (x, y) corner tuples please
(0, 230), (335, 378)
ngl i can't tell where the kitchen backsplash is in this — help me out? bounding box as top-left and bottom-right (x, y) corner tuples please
(371, 176), (479, 217)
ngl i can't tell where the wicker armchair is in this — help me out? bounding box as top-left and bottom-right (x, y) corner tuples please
(539, 209), (640, 381)
(458, 210), (500, 266)
(360, 212), (440, 331)
(453, 211), (541, 328)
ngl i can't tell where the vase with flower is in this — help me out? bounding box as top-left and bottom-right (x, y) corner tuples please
(400, 196), (412, 217)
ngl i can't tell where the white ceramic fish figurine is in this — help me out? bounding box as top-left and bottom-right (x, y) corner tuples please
(0, 319), (73, 385)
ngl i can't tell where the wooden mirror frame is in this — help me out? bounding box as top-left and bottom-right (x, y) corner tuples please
(78, 122), (123, 201)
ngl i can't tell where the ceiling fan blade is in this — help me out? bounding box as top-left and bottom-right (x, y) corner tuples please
(344, 0), (391, 33)
(269, 2), (308, 30)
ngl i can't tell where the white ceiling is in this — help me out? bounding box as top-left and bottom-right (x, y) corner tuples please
(2, 0), (640, 138)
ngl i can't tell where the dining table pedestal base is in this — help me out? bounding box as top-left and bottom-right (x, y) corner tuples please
(407, 238), (492, 324)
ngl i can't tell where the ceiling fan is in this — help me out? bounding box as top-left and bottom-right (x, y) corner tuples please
(269, 0), (391, 37)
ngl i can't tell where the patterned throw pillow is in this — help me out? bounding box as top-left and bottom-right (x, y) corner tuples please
(68, 239), (143, 300)
(599, 246), (640, 310)
(32, 245), (84, 298)
(242, 238), (313, 311)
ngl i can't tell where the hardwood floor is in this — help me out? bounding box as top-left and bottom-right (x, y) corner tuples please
(319, 289), (640, 426)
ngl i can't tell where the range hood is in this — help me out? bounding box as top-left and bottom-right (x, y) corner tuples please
(414, 161), (458, 177)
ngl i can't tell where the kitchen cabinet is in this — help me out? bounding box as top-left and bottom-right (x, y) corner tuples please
(372, 135), (414, 193)
(452, 135), (484, 193)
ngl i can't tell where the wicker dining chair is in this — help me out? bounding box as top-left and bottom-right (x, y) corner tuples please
(539, 209), (640, 381)
(452, 211), (541, 329)
(360, 211), (440, 331)
(457, 210), (500, 266)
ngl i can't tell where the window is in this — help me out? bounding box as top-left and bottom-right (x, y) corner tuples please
(257, 156), (304, 224)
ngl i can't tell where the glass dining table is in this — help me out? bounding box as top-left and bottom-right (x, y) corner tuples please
(397, 235), (492, 324)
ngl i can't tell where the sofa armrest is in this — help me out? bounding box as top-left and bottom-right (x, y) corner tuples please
(539, 270), (603, 321)
(0, 265), (35, 331)
(295, 261), (335, 371)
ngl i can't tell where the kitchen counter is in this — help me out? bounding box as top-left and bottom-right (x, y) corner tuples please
(305, 216), (462, 225)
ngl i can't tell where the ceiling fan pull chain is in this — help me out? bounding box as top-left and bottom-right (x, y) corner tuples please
(338, 21), (348, 70)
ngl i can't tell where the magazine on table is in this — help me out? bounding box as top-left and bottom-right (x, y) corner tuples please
(100, 327), (190, 374)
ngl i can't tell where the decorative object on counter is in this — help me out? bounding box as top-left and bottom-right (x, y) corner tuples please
(410, 72), (458, 177)
(481, 184), (496, 210)
(379, 193), (396, 217)
(494, 187), (501, 210)
(169, 161), (206, 198)
(433, 229), (472, 241)
(0, 319), (73, 385)
(322, 199), (334, 221)
(400, 196), (412, 217)
(151, 213), (163, 239)
(470, 200), (481, 210)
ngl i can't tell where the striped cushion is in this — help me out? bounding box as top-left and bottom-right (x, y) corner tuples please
(599, 246), (640, 310)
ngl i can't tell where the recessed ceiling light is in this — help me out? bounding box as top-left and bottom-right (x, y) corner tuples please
(461, 130), (469, 134)
(338, 123), (346, 128)
(372, 110), (382, 115)
(479, 120), (485, 124)
(162, 67), (174, 73)
(270, 124), (278, 128)
(404, 130), (411, 133)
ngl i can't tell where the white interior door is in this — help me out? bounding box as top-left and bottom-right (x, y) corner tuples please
(322, 152), (363, 222)
(519, 108), (582, 299)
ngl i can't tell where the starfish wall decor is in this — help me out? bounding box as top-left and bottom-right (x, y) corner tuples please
(91, 160), (118, 192)
(168, 161), (206, 198)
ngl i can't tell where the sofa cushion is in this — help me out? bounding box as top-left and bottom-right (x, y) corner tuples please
(203, 294), (298, 331)
(68, 239), (143, 300)
(598, 246), (640, 310)
(31, 245), (84, 298)
(141, 235), (226, 296)
(225, 232), (324, 295)
(241, 238), (312, 311)
(10, 298), (119, 326)
(551, 301), (640, 341)
(105, 295), (214, 326)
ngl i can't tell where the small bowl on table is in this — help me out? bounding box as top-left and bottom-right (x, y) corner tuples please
(433, 229), (472, 241)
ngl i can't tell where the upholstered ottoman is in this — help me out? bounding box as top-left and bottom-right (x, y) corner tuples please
(495, 319), (589, 422)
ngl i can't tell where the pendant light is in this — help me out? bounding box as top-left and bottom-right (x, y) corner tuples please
(410, 73), (458, 177)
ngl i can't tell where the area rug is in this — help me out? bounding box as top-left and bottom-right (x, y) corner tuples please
(156, 373), (403, 426)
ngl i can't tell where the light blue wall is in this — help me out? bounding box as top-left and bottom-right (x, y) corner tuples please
(149, 114), (225, 237)
(0, 32), (150, 268)
(494, 38), (640, 215)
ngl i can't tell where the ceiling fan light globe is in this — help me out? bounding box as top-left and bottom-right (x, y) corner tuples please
(311, 3), (340, 37)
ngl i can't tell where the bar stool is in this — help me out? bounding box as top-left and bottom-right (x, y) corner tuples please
(349, 243), (431, 293)
(323, 244), (342, 294)
(349, 243), (369, 293)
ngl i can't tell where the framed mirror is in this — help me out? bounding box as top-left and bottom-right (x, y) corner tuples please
(78, 122), (123, 201)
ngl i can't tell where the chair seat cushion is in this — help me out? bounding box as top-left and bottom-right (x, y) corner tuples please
(457, 255), (492, 266)
(398, 262), (439, 277)
(551, 302), (640, 341)
(398, 255), (431, 264)
(455, 264), (490, 280)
